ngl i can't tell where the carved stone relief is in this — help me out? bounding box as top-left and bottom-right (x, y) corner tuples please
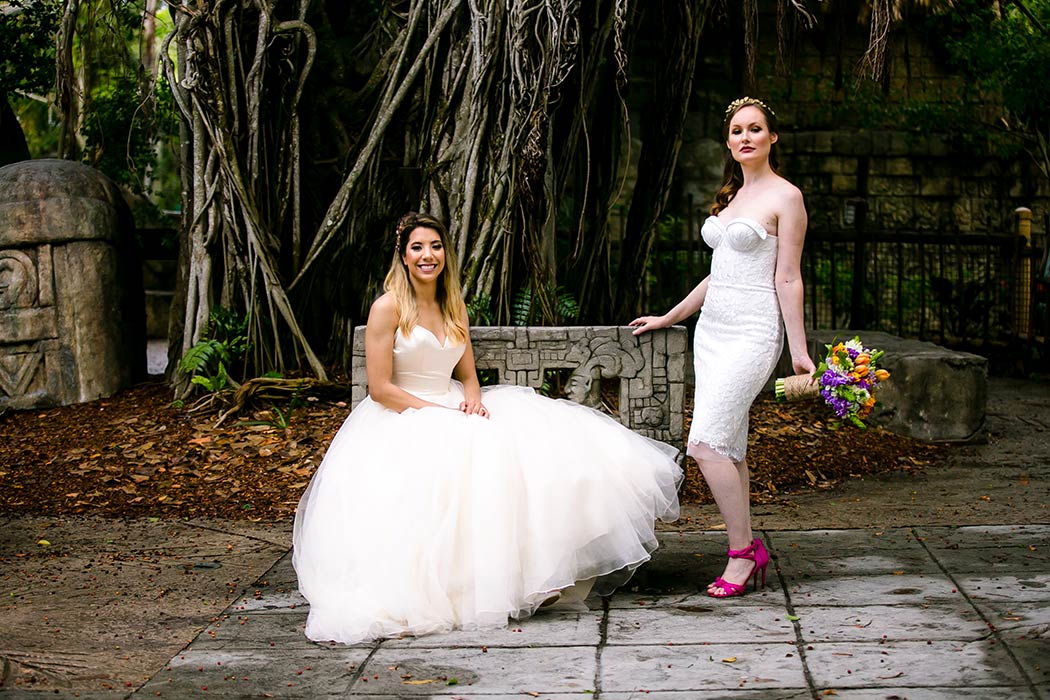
(351, 325), (687, 445)
(0, 159), (144, 410)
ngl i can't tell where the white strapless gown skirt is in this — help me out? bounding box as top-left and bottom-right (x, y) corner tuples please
(293, 381), (682, 644)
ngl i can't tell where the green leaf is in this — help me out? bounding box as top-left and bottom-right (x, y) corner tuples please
(191, 375), (216, 391)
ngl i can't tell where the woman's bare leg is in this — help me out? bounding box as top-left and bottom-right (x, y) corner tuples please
(688, 442), (756, 595)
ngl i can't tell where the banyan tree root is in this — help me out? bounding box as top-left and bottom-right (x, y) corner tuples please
(213, 377), (351, 427)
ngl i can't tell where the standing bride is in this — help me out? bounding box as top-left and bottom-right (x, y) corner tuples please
(293, 211), (682, 643)
(631, 97), (815, 598)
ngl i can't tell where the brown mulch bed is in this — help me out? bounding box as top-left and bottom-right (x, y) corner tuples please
(0, 380), (950, 521)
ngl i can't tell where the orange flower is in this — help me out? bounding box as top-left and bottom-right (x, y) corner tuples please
(865, 395), (876, 407)
(855, 353), (870, 365)
(854, 365), (869, 377)
(874, 369), (890, 381)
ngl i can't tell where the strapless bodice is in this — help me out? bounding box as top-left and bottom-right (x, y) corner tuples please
(701, 216), (779, 291)
(392, 326), (466, 398)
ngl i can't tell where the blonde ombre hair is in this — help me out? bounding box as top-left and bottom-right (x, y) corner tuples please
(383, 212), (470, 345)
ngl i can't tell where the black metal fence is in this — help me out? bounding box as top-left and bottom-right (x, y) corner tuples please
(643, 207), (1050, 370)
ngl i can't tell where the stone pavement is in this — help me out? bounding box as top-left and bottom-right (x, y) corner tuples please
(109, 525), (1047, 700)
(2, 376), (1048, 699)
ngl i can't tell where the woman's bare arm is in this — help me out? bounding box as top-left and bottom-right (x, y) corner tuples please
(774, 186), (815, 375)
(365, 294), (448, 412)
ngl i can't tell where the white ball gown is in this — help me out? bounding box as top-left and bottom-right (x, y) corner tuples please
(293, 325), (683, 643)
(690, 216), (785, 462)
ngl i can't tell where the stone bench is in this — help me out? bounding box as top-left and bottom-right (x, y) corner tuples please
(791, 330), (988, 442)
(351, 325), (688, 444)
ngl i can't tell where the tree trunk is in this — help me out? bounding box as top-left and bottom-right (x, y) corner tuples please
(0, 94), (31, 166)
(55, 0), (79, 159)
(613, 0), (710, 320)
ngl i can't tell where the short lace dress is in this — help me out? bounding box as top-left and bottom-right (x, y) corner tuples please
(689, 216), (784, 462)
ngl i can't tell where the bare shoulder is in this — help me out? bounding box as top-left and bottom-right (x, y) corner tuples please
(367, 293), (398, 330)
(774, 177), (805, 209)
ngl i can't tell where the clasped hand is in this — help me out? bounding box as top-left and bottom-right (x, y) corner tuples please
(459, 398), (490, 418)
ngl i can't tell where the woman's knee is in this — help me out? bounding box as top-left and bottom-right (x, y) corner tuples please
(687, 441), (733, 467)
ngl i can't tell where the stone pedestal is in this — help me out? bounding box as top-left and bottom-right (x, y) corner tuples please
(0, 159), (145, 409)
(803, 330), (988, 442)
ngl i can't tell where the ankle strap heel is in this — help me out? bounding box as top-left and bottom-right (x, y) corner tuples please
(708, 537), (769, 598)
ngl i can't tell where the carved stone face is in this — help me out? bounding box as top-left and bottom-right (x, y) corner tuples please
(0, 251), (36, 310)
(566, 364), (602, 408)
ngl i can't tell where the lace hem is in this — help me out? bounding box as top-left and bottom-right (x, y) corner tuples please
(687, 434), (745, 463)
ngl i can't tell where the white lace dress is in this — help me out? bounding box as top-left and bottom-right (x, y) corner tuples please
(689, 216), (784, 462)
(292, 326), (683, 644)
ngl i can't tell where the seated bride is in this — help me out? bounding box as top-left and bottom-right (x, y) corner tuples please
(292, 211), (682, 644)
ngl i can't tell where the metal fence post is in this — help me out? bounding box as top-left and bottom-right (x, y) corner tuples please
(1015, 207), (1032, 339)
(848, 197), (868, 329)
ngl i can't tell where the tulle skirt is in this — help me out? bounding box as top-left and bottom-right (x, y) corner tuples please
(292, 383), (683, 644)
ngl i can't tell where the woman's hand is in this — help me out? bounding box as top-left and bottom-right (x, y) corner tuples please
(459, 397), (490, 418)
(628, 315), (669, 336)
(792, 353), (817, 376)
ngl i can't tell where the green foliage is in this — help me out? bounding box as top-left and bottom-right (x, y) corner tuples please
(512, 285), (580, 326)
(5, 1), (181, 215)
(466, 292), (494, 326)
(0, 0), (61, 95)
(178, 308), (250, 394)
(939, 0), (1050, 170)
(81, 72), (176, 194)
(179, 339), (231, 392)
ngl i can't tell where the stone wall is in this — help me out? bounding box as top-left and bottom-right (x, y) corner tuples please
(776, 131), (1047, 236)
(674, 4), (1048, 242)
(351, 325), (688, 444)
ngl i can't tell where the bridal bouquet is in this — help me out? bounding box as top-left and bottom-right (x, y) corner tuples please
(775, 336), (891, 428)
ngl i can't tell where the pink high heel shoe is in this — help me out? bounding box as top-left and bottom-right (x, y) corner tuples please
(707, 537), (769, 598)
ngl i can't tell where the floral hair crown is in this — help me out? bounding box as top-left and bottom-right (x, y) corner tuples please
(394, 218), (413, 252)
(724, 96), (776, 118)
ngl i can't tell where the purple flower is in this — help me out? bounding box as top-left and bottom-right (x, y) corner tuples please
(820, 370), (852, 388)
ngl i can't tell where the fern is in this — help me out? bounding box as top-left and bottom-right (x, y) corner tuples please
(466, 292), (494, 326)
(512, 285), (579, 326)
(555, 289), (580, 323)
(512, 286), (535, 326)
(179, 339), (227, 375)
(178, 307), (248, 395)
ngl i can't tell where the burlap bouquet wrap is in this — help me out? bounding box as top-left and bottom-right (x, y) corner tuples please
(774, 374), (819, 403)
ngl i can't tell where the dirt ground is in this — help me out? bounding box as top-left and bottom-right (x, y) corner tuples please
(0, 379), (950, 522)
